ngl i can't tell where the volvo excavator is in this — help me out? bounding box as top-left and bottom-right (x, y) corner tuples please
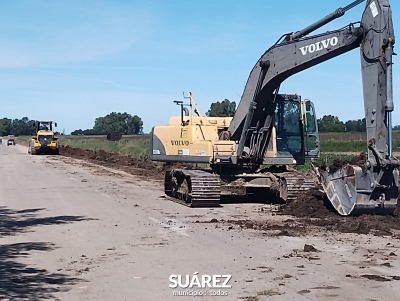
(150, 0), (398, 216)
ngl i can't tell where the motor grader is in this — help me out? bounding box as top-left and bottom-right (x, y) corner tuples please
(28, 120), (59, 155)
(151, 0), (398, 216)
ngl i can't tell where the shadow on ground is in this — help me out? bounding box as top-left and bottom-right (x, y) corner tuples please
(0, 206), (94, 299)
(0, 242), (81, 300)
(0, 206), (96, 237)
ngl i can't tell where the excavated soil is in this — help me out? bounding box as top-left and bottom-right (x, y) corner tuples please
(317, 151), (367, 174)
(279, 188), (332, 218)
(59, 146), (400, 237)
(59, 146), (193, 182)
(278, 189), (400, 236)
(59, 146), (167, 181)
(206, 218), (308, 237)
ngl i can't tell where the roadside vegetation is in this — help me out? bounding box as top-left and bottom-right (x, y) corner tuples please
(61, 134), (400, 154)
(17, 135), (150, 158)
(16, 132), (400, 172)
(60, 136), (150, 158)
(320, 139), (400, 152)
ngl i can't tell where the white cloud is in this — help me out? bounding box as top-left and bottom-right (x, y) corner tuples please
(0, 2), (156, 67)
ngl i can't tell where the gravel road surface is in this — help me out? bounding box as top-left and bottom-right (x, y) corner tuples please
(1, 143), (400, 301)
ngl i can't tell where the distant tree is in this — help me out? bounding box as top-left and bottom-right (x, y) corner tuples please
(71, 113), (143, 136)
(344, 118), (366, 132)
(0, 118), (12, 136)
(71, 129), (101, 135)
(393, 125), (400, 131)
(317, 115), (346, 132)
(0, 117), (36, 136)
(206, 99), (236, 117)
(12, 117), (35, 136)
(71, 129), (83, 135)
(93, 112), (143, 135)
(280, 102), (301, 133)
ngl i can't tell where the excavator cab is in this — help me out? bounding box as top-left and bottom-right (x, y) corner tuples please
(264, 94), (319, 165)
(274, 98), (302, 154)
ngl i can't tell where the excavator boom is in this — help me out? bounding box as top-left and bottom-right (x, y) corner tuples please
(230, 24), (363, 160)
(229, 0), (371, 160)
(228, 0), (398, 215)
(150, 0), (398, 215)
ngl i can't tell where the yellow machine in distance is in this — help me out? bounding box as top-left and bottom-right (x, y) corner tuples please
(28, 120), (59, 155)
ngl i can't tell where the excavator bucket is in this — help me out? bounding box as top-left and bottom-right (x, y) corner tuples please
(314, 164), (399, 216)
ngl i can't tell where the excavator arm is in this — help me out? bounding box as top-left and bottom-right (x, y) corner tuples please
(229, 24), (363, 161)
(228, 0), (398, 215)
(361, 0), (395, 165)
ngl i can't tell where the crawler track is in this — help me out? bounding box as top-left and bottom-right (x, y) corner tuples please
(165, 169), (220, 207)
(284, 174), (317, 203)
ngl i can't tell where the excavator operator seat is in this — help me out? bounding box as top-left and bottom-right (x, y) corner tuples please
(274, 100), (303, 155)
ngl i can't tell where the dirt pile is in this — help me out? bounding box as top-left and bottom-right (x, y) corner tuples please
(278, 189), (400, 236)
(316, 151), (367, 174)
(209, 218), (307, 237)
(279, 188), (333, 218)
(59, 146), (165, 180)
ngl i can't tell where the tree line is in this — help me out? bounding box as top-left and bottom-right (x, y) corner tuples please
(317, 115), (366, 133)
(1, 101), (399, 136)
(0, 112), (144, 136)
(71, 112), (143, 135)
(0, 117), (38, 136)
(206, 99), (399, 132)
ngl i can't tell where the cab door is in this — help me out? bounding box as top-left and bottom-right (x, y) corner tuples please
(301, 100), (320, 158)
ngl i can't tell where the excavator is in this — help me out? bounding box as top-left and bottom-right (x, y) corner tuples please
(150, 0), (398, 216)
(28, 120), (60, 155)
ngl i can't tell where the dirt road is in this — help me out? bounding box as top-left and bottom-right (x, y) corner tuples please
(1, 144), (400, 301)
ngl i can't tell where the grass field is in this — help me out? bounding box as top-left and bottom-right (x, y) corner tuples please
(318, 132), (400, 152)
(61, 136), (150, 159)
(319, 131), (400, 141)
(57, 134), (400, 153)
(17, 135), (150, 159)
(320, 139), (400, 152)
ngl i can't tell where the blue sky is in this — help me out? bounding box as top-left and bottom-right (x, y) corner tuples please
(0, 0), (399, 134)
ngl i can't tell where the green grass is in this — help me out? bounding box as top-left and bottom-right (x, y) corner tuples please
(14, 136), (31, 143)
(17, 134), (400, 155)
(61, 136), (150, 158)
(17, 135), (150, 159)
(320, 139), (400, 152)
(16, 135), (399, 173)
(320, 140), (366, 152)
